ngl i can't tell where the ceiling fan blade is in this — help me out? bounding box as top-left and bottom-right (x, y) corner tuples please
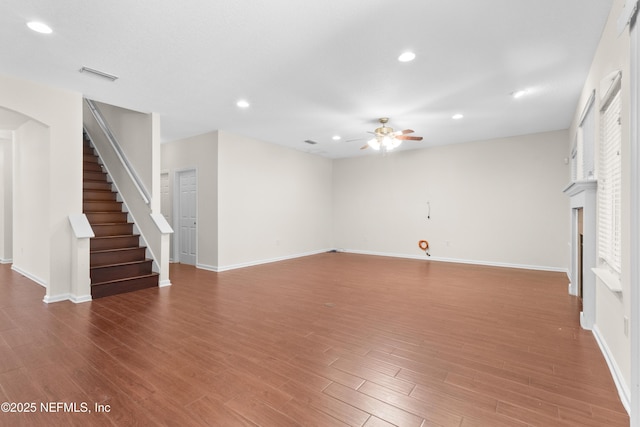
(360, 144), (369, 150)
(395, 135), (423, 141)
(390, 129), (414, 137)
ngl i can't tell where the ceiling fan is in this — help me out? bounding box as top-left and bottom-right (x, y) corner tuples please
(361, 117), (423, 151)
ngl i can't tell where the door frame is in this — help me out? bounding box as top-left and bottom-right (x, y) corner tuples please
(173, 168), (198, 265)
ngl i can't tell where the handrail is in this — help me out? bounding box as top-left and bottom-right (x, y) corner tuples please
(84, 98), (151, 205)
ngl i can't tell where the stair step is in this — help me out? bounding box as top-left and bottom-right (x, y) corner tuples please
(91, 273), (159, 299)
(84, 171), (109, 181)
(83, 190), (117, 201)
(83, 137), (158, 299)
(90, 259), (153, 283)
(90, 247), (147, 267)
(91, 223), (134, 237)
(84, 181), (112, 191)
(84, 200), (123, 212)
(83, 161), (103, 172)
(85, 211), (128, 224)
(91, 235), (140, 251)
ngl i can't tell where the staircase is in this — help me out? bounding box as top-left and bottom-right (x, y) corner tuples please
(83, 136), (158, 298)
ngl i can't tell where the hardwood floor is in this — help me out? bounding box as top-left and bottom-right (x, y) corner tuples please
(0, 253), (629, 426)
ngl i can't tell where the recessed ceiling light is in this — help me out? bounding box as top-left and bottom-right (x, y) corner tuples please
(452, 114), (464, 120)
(332, 135), (341, 141)
(512, 89), (531, 99)
(398, 51), (416, 62)
(27, 21), (53, 34)
(236, 100), (250, 108)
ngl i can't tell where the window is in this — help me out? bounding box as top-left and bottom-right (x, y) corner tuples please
(598, 84), (622, 273)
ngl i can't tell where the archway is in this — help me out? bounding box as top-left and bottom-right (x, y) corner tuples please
(0, 107), (51, 286)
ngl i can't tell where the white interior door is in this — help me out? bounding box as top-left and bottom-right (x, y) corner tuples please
(178, 169), (196, 265)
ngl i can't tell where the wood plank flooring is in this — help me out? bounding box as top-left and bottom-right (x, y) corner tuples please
(0, 253), (629, 426)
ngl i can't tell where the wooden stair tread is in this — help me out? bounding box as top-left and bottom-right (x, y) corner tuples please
(91, 234), (140, 239)
(91, 273), (159, 298)
(92, 272), (158, 284)
(91, 246), (146, 254)
(90, 259), (153, 270)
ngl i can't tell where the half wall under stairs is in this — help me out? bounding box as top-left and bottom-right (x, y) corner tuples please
(83, 136), (158, 298)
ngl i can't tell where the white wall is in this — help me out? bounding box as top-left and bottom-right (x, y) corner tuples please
(0, 139), (13, 263)
(568, 0), (632, 406)
(216, 131), (333, 269)
(162, 130), (333, 271)
(12, 121), (50, 284)
(0, 73), (83, 301)
(93, 101), (154, 193)
(334, 130), (570, 270)
(161, 131), (218, 267)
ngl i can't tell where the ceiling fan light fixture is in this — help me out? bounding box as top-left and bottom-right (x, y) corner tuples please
(367, 136), (401, 152)
(385, 136), (401, 150)
(398, 51), (416, 62)
(367, 138), (381, 150)
(236, 99), (250, 108)
(361, 117), (422, 153)
(332, 135), (341, 141)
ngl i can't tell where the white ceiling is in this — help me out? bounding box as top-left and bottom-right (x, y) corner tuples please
(0, 0), (613, 158)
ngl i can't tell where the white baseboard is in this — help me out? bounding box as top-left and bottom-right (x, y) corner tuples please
(0, 258), (12, 264)
(196, 249), (568, 274)
(43, 293), (70, 304)
(70, 294), (92, 304)
(342, 249), (569, 273)
(592, 325), (631, 414)
(159, 279), (172, 287)
(44, 293), (91, 304)
(196, 263), (218, 272)
(11, 265), (47, 287)
(197, 248), (333, 273)
(12, 265), (91, 304)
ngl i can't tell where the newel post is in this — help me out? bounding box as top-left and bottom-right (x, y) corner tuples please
(68, 214), (94, 303)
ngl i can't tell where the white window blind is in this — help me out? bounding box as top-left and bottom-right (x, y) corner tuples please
(598, 88), (622, 273)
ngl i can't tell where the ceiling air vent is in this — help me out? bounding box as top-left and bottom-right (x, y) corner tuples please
(79, 66), (119, 82)
(304, 139), (318, 145)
